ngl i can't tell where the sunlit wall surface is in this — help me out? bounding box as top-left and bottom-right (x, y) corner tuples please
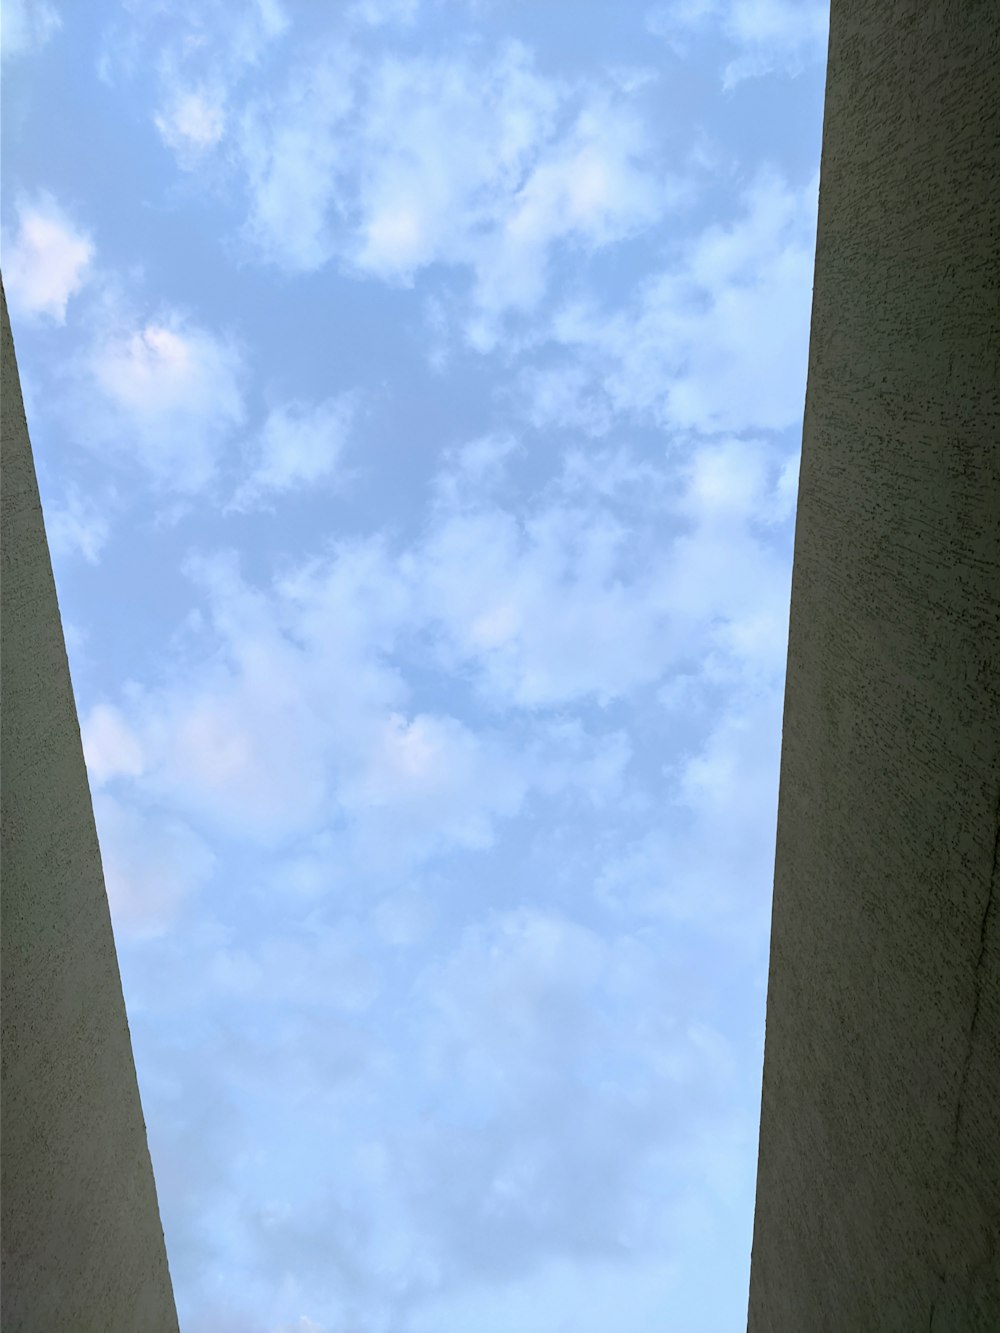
(2, 3), (828, 1328)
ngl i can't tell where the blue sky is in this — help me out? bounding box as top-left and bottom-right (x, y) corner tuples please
(1, 1), (828, 1328)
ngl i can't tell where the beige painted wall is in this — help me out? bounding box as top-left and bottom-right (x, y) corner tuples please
(1, 279), (179, 1331)
(748, 2), (999, 1328)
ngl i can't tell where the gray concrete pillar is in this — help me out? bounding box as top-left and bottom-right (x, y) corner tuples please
(1, 279), (179, 1330)
(747, 2), (999, 1329)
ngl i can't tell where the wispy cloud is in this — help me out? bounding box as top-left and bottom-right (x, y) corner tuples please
(1, 196), (93, 323)
(154, 84), (228, 164)
(79, 534), (630, 878)
(0, 0), (61, 62)
(415, 431), (795, 709)
(82, 422), (793, 892)
(94, 793), (216, 938)
(527, 166), (818, 436)
(647, 0), (829, 89)
(237, 42), (357, 271)
(348, 0), (421, 26)
(80, 305), (246, 493)
(100, 13), (688, 352)
(82, 701), (147, 785)
(231, 39), (678, 345)
(597, 681), (784, 942)
(102, 0), (289, 167)
(44, 483), (116, 565)
(226, 393), (359, 513)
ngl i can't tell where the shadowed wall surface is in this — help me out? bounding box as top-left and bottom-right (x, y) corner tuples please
(1, 279), (178, 1330)
(747, 2), (999, 1330)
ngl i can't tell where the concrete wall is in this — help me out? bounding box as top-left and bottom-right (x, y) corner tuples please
(747, 3), (999, 1330)
(1, 280), (179, 1330)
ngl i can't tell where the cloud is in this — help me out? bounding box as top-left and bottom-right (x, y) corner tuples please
(153, 901), (743, 1325)
(101, 0), (289, 167)
(1, 196), (93, 323)
(234, 40), (675, 345)
(646, 0), (725, 46)
(93, 792), (216, 937)
(82, 702), (147, 785)
(0, 0), (60, 62)
(226, 393), (358, 513)
(86, 527), (633, 872)
(722, 0), (829, 88)
(82, 417), (796, 861)
(44, 485), (115, 565)
(340, 710), (528, 859)
(154, 84), (227, 164)
(137, 541), (410, 844)
(531, 165), (818, 436)
(415, 430), (798, 710)
(513, 361), (615, 436)
(237, 43), (358, 271)
(429, 433), (521, 509)
(375, 907), (739, 1290)
(78, 537), (404, 846)
(647, 0), (828, 87)
(596, 682), (785, 940)
(82, 308), (246, 492)
(81, 423), (795, 1319)
(208, 927), (380, 1014)
(103, 19), (684, 348)
(415, 500), (683, 708)
(348, 0), (421, 25)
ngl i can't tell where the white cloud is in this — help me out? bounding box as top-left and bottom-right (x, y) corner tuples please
(84, 311), (245, 492)
(681, 436), (770, 516)
(533, 166), (818, 436)
(235, 41), (676, 344)
(415, 431), (796, 710)
(341, 710), (528, 857)
(238, 45), (358, 272)
(597, 682), (784, 944)
(76, 420), (795, 939)
(117, 739), (762, 1321)
(722, 0), (829, 88)
(514, 362), (615, 436)
(81, 428), (795, 1317)
(1, 197), (93, 323)
(94, 793), (216, 937)
(379, 905), (740, 1291)
(429, 432), (521, 509)
(88, 540), (404, 845)
(349, 0), (420, 25)
(646, 0), (723, 43)
(45, 485), (114, 565)
(647, 0), (828, 87)
(87, 536), (629, 865)
(154, 84), (227, 164)
(102, 0), (289, 165)
(408, 1253), (683, 1333)
(91, 423), (793, 844)
(209, 929), (380, 1014)
(227, 393), (357, 513)
(0, 0), (61, 62)
(416, 501), (683, 708)
(83, 702), (146, 785)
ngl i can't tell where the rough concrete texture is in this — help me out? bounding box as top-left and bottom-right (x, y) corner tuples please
(747, 3), (999, 1330)
(1, 279), (179, 1330)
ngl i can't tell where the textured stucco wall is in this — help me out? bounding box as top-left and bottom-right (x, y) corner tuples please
(747, 3), (999, 1330)
(1, 280), (179, 1330)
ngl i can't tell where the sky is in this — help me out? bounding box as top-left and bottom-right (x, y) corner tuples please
(1, 1), (828, 1329)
